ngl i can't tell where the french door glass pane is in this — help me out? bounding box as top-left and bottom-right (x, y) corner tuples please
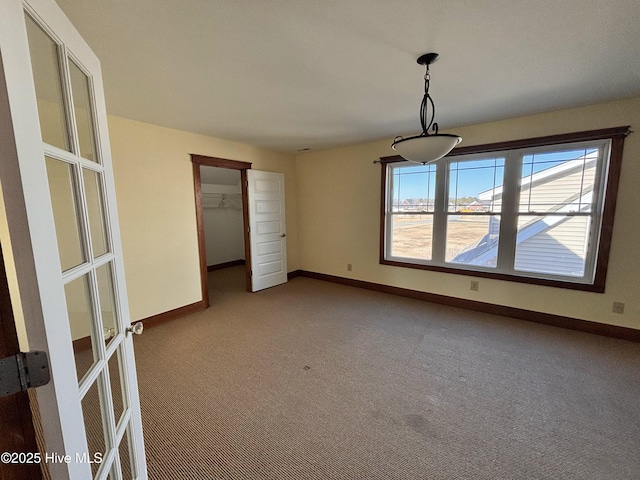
(515, 214), (590, 277)
(64, 274), (96, 382)
(391, 214), (433, 260)
(45, 157), (86, 271)
(81, 376), (108, 478)
(446, 215), (500, 267)
(96, 263), (117, 345)
(69, 59), (98, 162)
(83, 169), (109, 258)
(119, 424), (136, 480)
(107, 347), (125, 427)
(24, 14), (70, 151)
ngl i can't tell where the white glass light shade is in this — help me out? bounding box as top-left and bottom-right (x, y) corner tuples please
(392, 134), (462, 164)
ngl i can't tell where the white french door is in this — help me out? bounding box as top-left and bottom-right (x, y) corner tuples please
(247, 170), (288, 292)
(0, 1), (146, 479)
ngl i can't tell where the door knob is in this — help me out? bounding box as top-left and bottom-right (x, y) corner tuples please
(127, 322), (144, 336)
(103, 327), (116, 341)
(280, 233), (286, 237)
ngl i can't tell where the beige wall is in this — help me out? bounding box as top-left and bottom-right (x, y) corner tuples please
(0, 183), (28, 350)
(295, 97), (640, 329)
(107, 116), (299, 321)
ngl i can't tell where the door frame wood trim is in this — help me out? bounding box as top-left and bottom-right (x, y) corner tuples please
(191, 154), (252, 299)
(0, 244), (43, 480)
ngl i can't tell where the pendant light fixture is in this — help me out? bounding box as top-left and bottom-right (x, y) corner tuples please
(392, 53), (461, 164)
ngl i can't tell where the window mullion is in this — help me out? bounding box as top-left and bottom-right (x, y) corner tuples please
(496, 152), (521, 271)
(432, 160), (448, 263)
(583, 142), (608, 281)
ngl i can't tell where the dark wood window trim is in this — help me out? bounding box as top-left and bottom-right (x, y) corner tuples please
(379, 126), (631, 293)
(191, 154), (253, 305)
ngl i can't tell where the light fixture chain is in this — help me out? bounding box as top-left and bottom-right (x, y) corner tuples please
(424, 65), (430, 93)
(420, 63), (436, 135)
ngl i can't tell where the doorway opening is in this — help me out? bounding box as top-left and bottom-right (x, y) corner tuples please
(191, 155), (252, 305)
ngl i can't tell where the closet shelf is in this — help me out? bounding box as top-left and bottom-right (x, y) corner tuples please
(202, 192), (242, 209)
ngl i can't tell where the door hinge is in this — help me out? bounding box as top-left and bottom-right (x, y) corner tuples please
(248, 226), (251, 233)
(0, 351), (51, 398)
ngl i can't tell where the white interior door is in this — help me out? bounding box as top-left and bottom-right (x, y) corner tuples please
(0, 0), (146, 479)
(247, 170), (287, 292)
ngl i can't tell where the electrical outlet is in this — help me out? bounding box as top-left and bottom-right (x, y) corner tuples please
(347, 263), (353, 272)
(470, 280), (479, 291)
(612, 302), (625, 314)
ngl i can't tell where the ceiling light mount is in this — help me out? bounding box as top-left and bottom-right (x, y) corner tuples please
(391, 52), (461, 164)
(416, 52), (440, 66)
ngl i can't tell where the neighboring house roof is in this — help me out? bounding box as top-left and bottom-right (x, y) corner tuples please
(453, 190), (593, 265)
(452, 151), (597, 267)
(477, 150), (598, 201)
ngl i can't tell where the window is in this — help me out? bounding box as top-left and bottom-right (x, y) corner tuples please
(380, 127), (630, 292)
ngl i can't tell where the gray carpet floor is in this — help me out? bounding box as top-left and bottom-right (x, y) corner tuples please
(132, 266), (640, 479)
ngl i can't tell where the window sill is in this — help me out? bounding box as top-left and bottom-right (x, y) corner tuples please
(380, 258), (605, 293)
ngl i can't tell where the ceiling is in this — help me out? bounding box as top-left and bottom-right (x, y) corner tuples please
(55, 0), (640, 153)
